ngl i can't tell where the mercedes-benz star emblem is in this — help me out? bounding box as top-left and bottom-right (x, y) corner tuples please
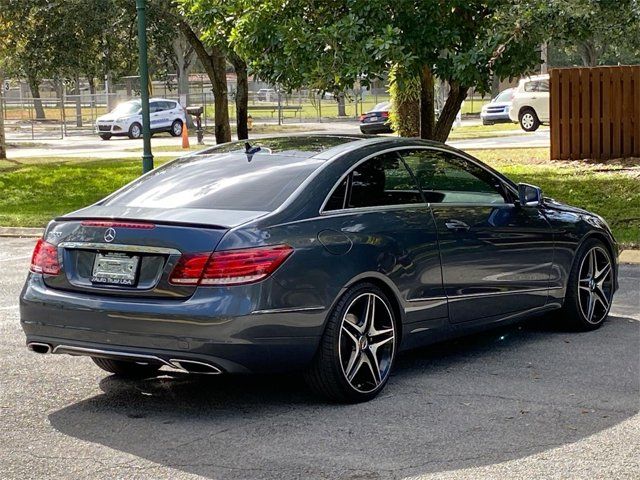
(104, 228), (116, 243)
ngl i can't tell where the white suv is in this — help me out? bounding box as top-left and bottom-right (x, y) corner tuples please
(95, 98), (187, 140)
(509, 74), (549, 132)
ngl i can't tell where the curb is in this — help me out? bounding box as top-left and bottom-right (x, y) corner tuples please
(619, 250), (640, 265)
(0, 227), (43, 238)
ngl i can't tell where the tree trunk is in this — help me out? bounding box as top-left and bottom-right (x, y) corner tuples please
(0, 71), (6, 159)
(87, 76), (96, 108)
(173, 35), (194, 107)
(579, 40), (598, 67)
(433, 83), (468, 143)
(336, 93), (346, 116)
(490, 74), (500, 99)
(74, 75), (83, 127)
(178, 20), (231, 143)
(28, 75), (45, 120)
(231, 55), (249, 140)
(53, 79), (63, 108)
(419, 65), (435, 139)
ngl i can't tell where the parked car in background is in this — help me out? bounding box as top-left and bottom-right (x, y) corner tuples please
(22, 135), (618, 403)
(359, 101), (393, 134)
(509, 74), (550, 131)
(95, 98), (186, 140)
(257, 88), (276, 101)
(480, 88), (515, 125)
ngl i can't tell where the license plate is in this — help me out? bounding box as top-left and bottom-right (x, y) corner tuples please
(365, 116), (379, 122)
(91, 252), (139, 286)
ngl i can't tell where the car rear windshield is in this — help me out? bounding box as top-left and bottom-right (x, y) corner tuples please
(102, 151), (326, 212)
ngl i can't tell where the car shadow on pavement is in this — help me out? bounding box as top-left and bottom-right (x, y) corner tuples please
(48, 315), (639, 480)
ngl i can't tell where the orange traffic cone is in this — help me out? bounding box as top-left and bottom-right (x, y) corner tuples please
(181, 122), (190, 149)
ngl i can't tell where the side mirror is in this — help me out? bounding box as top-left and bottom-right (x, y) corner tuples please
(517, 183), (543, 207)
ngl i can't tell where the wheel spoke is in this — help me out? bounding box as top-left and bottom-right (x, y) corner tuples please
(589, 250), (597, 277)
(586, 292), (596, 322)
(346, 353), (363, 382)
(344, 312), (365, 335)
(363, 294), (376, 331)
(344, 350), (361, 381)
(362, 352), (381, 386)
(341, 323), (359, 347)
(595, 263), (611, 285)
(370, 335), (394, 352)
(594, 286), (610, 310)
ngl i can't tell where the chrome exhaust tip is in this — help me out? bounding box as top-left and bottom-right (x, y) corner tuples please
(169, 359), (222, 375)
(27, 342), (52, 354)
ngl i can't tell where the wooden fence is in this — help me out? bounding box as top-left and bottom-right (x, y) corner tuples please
(550, 66), (640, 160)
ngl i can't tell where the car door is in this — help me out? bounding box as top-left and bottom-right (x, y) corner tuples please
(321, 151), (447, 331)
(398, 148), (554, 324)
(526, 80), (549, 123)
(149, 100), (168, 131)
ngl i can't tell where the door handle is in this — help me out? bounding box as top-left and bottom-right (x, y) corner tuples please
(445, 219), (470, 231)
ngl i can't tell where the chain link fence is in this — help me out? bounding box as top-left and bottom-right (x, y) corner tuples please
(2, 77), (488, 140)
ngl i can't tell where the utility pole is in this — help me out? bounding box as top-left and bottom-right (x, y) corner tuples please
(136, 0), (153, 173)
(0, 71), (7, 160)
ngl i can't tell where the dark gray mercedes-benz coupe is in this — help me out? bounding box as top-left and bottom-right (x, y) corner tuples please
(20, 135), (618, 402)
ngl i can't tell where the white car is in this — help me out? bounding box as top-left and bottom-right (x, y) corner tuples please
(480, 88), (515, 125)
(509, 74), (549, 131)
(95, 98), (186, 140)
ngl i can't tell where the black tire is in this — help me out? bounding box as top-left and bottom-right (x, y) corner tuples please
(305, 282), (398, 403)
(99, 133), (112, 140)
(170, 119), (183, 137)
(519, 108), (540, 132)
(560, 238), (615, 331)
(128, 122), (142, 139)
(91, 357), (160, 378)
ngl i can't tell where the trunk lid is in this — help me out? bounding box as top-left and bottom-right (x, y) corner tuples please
(42, 207), (267, 298)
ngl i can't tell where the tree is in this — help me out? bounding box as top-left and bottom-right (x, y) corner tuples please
(230, 0), (545, 142)
(151, 1), (232, 143)
(180, 0), (251, 140)
(544, 0), (640, 67)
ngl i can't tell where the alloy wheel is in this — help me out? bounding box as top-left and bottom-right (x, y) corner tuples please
(338, 293), (395, 393)
(131, 124), (141, 138)
(173, 121), (182, 136)
(578, 246), (613, 324)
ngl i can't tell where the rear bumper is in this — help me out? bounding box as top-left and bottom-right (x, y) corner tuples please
(20, 275), (325, 374)
(359, 122), (393, 134)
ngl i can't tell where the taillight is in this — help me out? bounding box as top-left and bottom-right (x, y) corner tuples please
(169, 245), (293, 286)
(359, 114), (366, 121)
(381, 111), (389, 118)
(30, 239), (61, 275)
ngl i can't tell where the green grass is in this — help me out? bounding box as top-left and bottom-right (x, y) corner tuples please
(0, 158), (165, 227)
(1, 149), (638, 247)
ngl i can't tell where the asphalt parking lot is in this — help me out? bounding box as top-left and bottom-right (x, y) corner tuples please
(1, 237), (638, 480)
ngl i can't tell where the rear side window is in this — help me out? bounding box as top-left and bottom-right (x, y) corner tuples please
(399, 149), (507, 204)
(324, 152), (423, 210)
(103, 153), (324, 212)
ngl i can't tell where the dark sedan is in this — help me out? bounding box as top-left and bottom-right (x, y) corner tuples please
(21, 136), (618, 402)
(359, 101), (393, 134)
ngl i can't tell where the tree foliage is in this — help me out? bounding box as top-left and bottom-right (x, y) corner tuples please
(230, 0), (546, 141)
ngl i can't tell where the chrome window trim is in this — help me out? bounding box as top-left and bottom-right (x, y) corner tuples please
(59, 242), (181, 255)
(319, 145), (518, 216)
